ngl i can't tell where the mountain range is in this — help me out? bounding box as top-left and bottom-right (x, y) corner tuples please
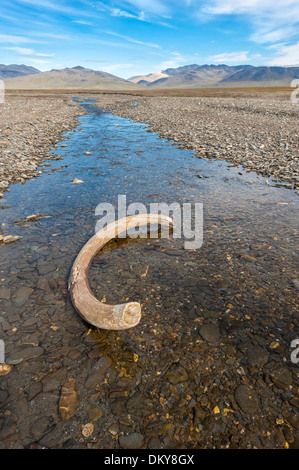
(1, 63), (298, 89)
(0, 64), (40, 80)
(3, 65), (140, 90)
(129, 64), (299, 88)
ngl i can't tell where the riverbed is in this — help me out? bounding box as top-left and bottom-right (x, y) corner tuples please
(0, 99), (298, 449)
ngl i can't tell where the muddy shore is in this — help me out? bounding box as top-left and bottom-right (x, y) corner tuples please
(94, 94), (299, 191)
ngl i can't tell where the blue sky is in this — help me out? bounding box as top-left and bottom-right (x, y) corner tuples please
(0, 0), (299, 78)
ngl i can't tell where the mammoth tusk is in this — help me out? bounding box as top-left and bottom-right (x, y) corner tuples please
(68, 214), (173, 330)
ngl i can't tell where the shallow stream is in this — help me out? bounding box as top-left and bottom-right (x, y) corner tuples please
(0, 99), (298, 449)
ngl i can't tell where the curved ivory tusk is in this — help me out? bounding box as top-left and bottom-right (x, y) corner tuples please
(68, 214), (173, 330)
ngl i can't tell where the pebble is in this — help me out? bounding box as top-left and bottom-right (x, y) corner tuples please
(0, 287), (11, 299)
(12, 286), (33, 307)
(199, 323), (220, 343)
(0, 364), (12, 376)
(84, 356), (112, 390)
(1, 235), (20, 245)
(245, 344), (268, 367)
(72, 178), (84, 184)
(98, 95), (299, 189)
(119, 432), (145, 449)
(166, 365), (189, 384)
(270, 367), (293, 390)
(234, 384), (259, 414)
(0, 96), (86, 198)
(58, 378), (79, 421)
(7, 346), (44, 363)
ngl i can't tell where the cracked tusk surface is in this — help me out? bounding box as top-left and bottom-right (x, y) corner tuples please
(68, 214), (173, 330)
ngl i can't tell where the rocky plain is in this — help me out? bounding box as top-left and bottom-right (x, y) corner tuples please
(96, 92), (299, 191)
(1, 92), (299, 199)
(0, 91), (298, 450)
(0, 94), (86, 198)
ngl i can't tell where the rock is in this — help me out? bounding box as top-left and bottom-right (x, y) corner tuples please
(234, 385), (259, 414)
(72, 178), (84, 184)
(193, 405), (206, 422)
(87, 407), (103, 421)
(7, 346), (44, 363)
(0, 390), (8, 403)
(30, 417), (51, 441)
(0, 364), (12, 376)
(246, 344), (268, 367)
(20, 317), (38, 331)
(289, 397), (299, 409)
(126, 394), (153, 417)
(82, 423), (94, 438)
(12, 286), (33, 307)
(166, 365), (188, 384)
(270, 367), (293, 390)
(199, 323), (220, 343)
(84, 356), (112, 390)
(58, 378), (79, 421)
(26, 214), (43, 222)
(36, 277), (50, 291)
(110, 398), (127, 416)
(108, 424), (119, 435)
(42, 367), (68, 392)
(3, 235), (20, 245)
(0, 287), (11, 299)
(119, 432), (145, 449)
(0, 420), (17, 440)
(28, 382), (42, 401)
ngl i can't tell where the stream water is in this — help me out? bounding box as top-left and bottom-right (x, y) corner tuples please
(0, 99), (298, 449)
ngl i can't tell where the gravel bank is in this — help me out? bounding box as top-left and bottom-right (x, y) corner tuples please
(0, 95), (86, 199)
(95, 94), (299, 190)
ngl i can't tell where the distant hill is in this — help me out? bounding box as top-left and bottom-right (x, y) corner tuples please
(220, 66), (299, 85)
(129, 64), (254, 88)
(130, 64), (299, 88)
(3, 63), (299, 90)
(4, 66), (141, 90)
(130, 70), (169, 84)
(0, 64), (40, 80)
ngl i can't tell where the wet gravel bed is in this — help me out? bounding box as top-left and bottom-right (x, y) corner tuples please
(0, 95), (86, 200)
(95, 94), (299, 191)
(0, 100), (298, 449)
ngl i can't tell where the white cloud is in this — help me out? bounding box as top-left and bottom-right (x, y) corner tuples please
(110, 8), (146, 20)
(3, 46), (54, 58)
(199, 0), (299, 44)
(0, 34), (40, 44)
(158, 51), (186, 69)
(3, 46), (34, 55)
(105, 31), (160, 48)
(265, 41), (299, 66)
(16, 0), (93, 17)
(207, 51), (251, 63)
(72, 20), (93, 26)
(101, 63), (133, 73)
(123, 0), (170, 16)
(89, 0), (171, 24)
